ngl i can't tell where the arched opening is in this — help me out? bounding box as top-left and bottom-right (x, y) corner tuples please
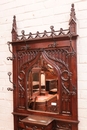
(26, 54), (61, 113)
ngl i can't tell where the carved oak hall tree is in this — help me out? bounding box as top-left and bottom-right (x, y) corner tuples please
(7, 3), (78, 130)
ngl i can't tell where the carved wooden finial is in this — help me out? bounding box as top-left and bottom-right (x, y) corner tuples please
(69, 3), (76, 34)
(70, 3), (76, 20)
(11, 15), (17, 41)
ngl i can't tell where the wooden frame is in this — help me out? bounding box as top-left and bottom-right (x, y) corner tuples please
(7, 3), (78, 130)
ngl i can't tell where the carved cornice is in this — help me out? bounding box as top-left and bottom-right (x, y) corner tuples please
(11, 4), (77, 42)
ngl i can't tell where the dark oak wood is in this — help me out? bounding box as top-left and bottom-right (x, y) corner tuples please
(7, 3), (78, 130)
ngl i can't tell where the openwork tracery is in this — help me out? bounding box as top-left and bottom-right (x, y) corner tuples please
(7, 3), (78, 130)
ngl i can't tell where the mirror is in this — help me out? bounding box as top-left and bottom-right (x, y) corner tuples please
(27, 58), (59, 113)
(32, 72), (39, 93)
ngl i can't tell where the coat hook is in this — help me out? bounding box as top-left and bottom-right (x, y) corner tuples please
(7, 42), (15, 60)
(7, 72), (16, 91)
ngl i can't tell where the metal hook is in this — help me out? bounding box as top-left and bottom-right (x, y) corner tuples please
(7, 72), (16, 91)
(7, 41), (15, 60)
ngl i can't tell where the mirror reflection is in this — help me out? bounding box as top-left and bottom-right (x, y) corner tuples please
(32, 72), (39, 93)
(27, 58), (59, 113)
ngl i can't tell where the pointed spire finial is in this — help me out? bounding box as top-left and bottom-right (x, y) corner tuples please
(12, 15), (17, 32)
(11, 15), (17, 41)
(69, 4), (76, 34)
(70, 3), (76, 20)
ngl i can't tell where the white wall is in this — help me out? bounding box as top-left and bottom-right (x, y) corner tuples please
(0, 0), (87, 130)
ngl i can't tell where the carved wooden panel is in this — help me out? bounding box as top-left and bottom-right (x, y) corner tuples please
(7, 3), (78, 130)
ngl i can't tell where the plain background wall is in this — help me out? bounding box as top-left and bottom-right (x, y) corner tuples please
(0, 0), (87, 130)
